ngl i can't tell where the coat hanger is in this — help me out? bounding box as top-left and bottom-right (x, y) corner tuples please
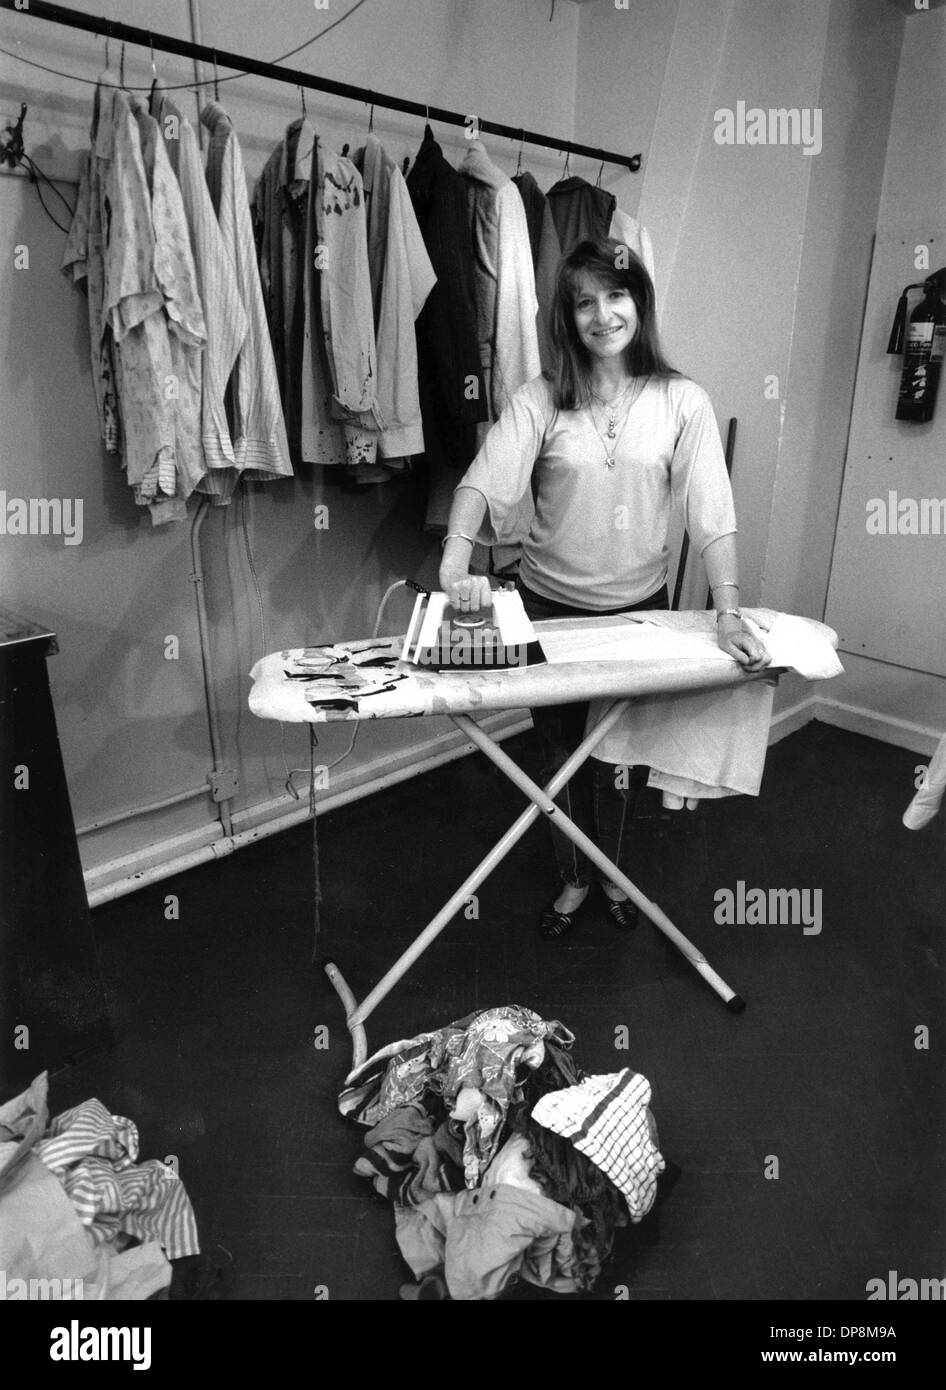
(299, 86), (307, 119)
(119, 42), (126, 91)
(212, 50), (220, 103)
(595, 160), (604, 188)
(515, 129), (524, 177)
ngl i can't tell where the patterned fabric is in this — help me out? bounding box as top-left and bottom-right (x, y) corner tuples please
(62, 72), (129, 461)
(316, 148), (382, 466)
(62, 144), (122, 456)
(34, 1098), (200, 1260)
(342, 1005), (575, 1186)
(531, 1069), (665, 1222)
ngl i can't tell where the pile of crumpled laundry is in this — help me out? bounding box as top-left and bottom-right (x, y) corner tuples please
(0, 1072), (202, 1300)
(339, 1004), (671, 1300)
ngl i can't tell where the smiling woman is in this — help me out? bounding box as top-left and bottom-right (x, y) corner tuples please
(439, 236), (769, 937)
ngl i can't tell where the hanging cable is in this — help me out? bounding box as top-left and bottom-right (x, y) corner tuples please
(1, 132), (77, 233)
(281, 578), (414, 798)
(0, 0), (372, 98)
(20, 153), (73, 232)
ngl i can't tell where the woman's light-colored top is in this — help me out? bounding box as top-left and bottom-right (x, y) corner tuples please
(458, 373), (737, 609)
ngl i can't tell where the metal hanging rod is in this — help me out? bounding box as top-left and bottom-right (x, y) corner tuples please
(0, 0), (641, 172)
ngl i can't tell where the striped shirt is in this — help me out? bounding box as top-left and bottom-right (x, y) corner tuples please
(35, 1098), (200, 1260)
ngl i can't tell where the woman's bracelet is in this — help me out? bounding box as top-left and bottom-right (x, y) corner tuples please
(441, 532), (476, 549)
(711, 580), (740, 591)
(716, 608), (743, 621)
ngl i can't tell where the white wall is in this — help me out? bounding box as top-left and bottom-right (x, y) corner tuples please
(820, 2), (946, 754)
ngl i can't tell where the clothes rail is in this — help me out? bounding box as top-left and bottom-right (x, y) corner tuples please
(1, 0), (642, 172)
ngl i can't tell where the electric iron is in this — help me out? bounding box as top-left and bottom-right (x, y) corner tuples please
(401, 587), (547, 670)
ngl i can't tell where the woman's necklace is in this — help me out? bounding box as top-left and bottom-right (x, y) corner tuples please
(587, 377), (649, 468)
(590, 381), (632, 434)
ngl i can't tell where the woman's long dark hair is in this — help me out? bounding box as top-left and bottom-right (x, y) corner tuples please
(547, 237), (678, 411)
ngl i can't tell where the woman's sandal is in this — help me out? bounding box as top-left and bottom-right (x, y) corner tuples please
(538, 888), (591, 939)
(538, 906), (576, 939)
(601, 884), (639, 930)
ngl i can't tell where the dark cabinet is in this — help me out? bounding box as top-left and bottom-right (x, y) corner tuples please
(0, 611), (112, 1099)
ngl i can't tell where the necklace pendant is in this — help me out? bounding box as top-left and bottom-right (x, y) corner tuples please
(605, 456), (615, 470)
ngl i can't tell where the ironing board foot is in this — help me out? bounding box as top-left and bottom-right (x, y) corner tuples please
(323, 960), (367, 1075)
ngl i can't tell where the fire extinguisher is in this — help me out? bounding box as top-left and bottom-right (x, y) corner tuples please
(887, 266), (946, 422)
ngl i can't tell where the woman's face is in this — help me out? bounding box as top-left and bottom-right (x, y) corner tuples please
(572, 274), (639, 360)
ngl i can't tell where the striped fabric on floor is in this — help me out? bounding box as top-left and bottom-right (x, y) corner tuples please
(35, 1099), (200, 1260)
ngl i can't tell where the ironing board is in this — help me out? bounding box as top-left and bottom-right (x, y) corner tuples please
(249, 607), (840, 1077)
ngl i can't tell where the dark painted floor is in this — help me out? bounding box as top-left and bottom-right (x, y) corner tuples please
(49, 720), (945, 1301)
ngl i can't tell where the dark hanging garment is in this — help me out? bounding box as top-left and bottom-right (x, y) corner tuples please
(513, 171), (561, 373)
(407, 126), (488, 471)
(251, 117), (315, 460)
(545, 175), (616, 254)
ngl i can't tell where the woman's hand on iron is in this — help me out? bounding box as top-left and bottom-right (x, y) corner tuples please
(441, 570), (493, 613)
(716, 615), (770, 671)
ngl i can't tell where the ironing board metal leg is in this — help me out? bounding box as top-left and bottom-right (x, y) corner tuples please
(342, 699), (632, 1043)
(332, 695), (742, 1080)
(324, 961), (367, 1071)
(454, 712), (743, 1010)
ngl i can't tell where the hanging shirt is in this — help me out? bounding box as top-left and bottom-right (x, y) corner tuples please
(433, 138), (540, 553)
(546, 175), (616, 253)
(406, 126), (488, 475)
(315, 148), (383, 467)
(512, 170), (562, 374)
(252, 117), (316, 460)
(62, 110), (122, 457)
(201, 101), (293, 495)
(253, 146), (287, 388)
(458, 373), (737, 610)
(62, 69), (134, 463)
(153, 87), (247, 501)
(459, 138), (540, 425)
(131, 98), (207, 507)
(354, 132), (436, 462)
(299, 133), (348, 471)
(106, 91), (184, 521)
